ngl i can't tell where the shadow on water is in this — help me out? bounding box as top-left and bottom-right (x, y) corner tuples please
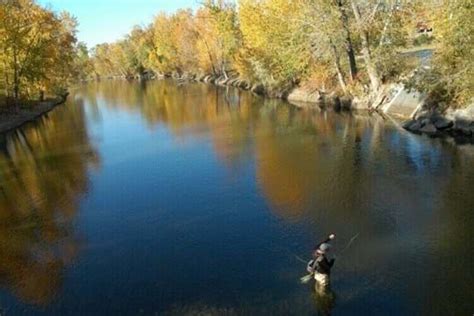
(0, 101), (99, 307)
(0, 80), (472, 314)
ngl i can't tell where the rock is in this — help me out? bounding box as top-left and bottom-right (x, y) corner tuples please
(409, 120), (423, 132)
(251, 84), (265, 95)
(332, 96), (342, 111)
(420, 118), (431, 127)
(287, 87), (323, 104)
(402, 120), (416, 130)
(351, 96), (370, 110)
(453, 118), (473, 136)
(447, 103), (474, 123)
(340, 97), (352, 110)
(433, 117), (453, 130)
(458, 127), (472, 136)
(414, 109), (431, 121)
(420, 123), (438, 134)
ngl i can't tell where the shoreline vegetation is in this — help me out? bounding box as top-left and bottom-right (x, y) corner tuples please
(1, 0), (473, 140)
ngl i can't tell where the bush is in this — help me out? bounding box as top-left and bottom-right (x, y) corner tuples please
(413, 34), (433, 46)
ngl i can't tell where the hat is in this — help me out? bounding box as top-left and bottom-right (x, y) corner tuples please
(317, 243), (331, 254)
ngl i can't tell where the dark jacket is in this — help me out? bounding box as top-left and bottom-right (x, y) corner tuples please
(314, 255), (335, 275)
(307, 237), (335, 275)
(307, 255), (335, 275)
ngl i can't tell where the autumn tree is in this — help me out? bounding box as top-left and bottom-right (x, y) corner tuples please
(238, 0), (312, 89)
(71, 42), (94, 82)
(198, 0), (241, 78)
(82, 0), (472, 111)
(0, 0), (78, 107)
(412, 0), (473, 108)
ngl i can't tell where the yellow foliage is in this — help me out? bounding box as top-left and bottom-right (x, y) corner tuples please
(0, 0), (78, 103)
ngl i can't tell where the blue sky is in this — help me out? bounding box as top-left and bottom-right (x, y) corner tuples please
(38, 0), (199, 47)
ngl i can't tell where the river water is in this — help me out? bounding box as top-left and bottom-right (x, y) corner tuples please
(0, 80), (472, 315)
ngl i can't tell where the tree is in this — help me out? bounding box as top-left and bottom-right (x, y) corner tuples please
(415, 0), (473, 108)
(71, 42), (94, 82)
(349, 0), (382, 94)
(238, 0), (312, 89)
(0, 0), (77, 107)
(296, 0), (352, 93)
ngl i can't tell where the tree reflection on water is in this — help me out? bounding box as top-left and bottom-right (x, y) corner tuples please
(0, 102), (99, 306)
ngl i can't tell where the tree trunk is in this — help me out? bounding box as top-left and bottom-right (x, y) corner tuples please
(337, 0), (358, 81)
(330, 42), (348, 94)
(221, 63), (228, 80)
(350, 0), (381, 94)
(201, 38), (217, 75)
(13, 49), (20, 112)
(378, 2), (396, 47)
(3, 49), (10, 100)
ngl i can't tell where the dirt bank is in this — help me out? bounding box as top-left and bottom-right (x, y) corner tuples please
(0, 94), (68, 134)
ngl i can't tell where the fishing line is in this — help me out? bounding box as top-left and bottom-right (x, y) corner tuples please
(333, 232), (360, 259)
(339, 233), (360, 254)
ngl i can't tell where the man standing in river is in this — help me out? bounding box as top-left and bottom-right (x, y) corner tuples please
(307, 234), (336, 291)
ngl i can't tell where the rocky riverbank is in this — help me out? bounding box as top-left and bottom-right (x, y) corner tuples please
(0, 94), (68, 134)
(134, 72), (474, 143)
(162, 72), (352, 109)
(402, 104), (474, 142)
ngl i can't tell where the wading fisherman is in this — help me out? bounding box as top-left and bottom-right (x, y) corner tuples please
(307, 234), (336, 291)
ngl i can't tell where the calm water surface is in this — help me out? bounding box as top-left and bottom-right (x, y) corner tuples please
(0, 80), (473, 315)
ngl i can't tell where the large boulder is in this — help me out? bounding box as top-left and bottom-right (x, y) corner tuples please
(433, 116), (454, 130)
(453, 103), (474, 121)
(403, 119), (422, 132)
(287, 87), (323, 104)
(402, 120), (415, 130)
(420, 123), (438, 134)
(351, 96), (370, 110)
(453, 119), (473, 136)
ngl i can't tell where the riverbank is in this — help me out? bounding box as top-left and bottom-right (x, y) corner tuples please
(105, 73), (474, 143)
(180, 74), (474, 142)
(0, 94), (68, 134)
(158, 72), (351, 110)
(402, 105), (474, 143)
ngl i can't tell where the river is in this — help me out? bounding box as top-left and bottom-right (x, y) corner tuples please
(0, 80), (472, 315)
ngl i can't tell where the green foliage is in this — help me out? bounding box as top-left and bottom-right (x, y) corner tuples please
(413, 34), (434, 46)
(432, 0), (473, 107)
(408, 1), (473, 108)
